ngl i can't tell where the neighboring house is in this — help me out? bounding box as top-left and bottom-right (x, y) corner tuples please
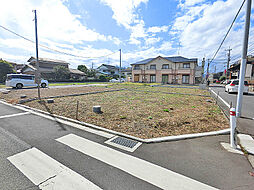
(121, 67), (132, 82)
(131, 56), (198, 84)
(228, 56), (254, 83)
(22, 56), (69, 75)
(96, 64), (119, 76)
(69, 68), (86, 80)
(22, 57), (86, 80)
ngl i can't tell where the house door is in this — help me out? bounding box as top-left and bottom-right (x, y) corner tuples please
(162, 75), (168, 84)
(134, 74), (139, 82)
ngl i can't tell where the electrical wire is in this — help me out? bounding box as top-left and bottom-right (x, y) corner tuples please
(209, 0), (246, 64)
(0, 25), (119, 59)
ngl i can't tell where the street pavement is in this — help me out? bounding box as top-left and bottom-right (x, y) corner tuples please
(210, 86), (254, 137)
(0, 101), (254, 189)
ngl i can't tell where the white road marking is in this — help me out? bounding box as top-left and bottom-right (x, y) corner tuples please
(209, 88), (230, 108)
(8, 147), (102, 190)
(56, 134), (218, 190)
(0, 112), (30, 119)
(0, 100), (114, 139)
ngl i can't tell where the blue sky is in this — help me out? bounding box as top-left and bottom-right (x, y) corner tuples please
(0, 0), (253, 73)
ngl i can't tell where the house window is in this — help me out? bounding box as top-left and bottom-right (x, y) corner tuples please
(162, 64), (169, 69)
(182, 75), (190, 84)
(134, 65), (140, 70)
(150, 65), (156, 70)
(150, 75), (156, 82)
(183, 63), (190, 68)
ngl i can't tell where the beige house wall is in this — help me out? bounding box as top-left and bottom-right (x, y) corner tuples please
(131, 56), (197, 84)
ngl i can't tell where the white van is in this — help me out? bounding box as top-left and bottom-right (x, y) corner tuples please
(5, 74), (48, 89)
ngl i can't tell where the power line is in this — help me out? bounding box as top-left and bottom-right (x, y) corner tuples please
(209, 0), (246, 64)
(0, 24), (119, 60)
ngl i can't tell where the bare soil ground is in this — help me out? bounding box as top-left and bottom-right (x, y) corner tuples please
(0, 86), (113, 104)
(23, 85), (228, 139)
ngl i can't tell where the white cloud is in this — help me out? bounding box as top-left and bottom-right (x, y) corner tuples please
(172, 0), (254, 62)
(147, 25), (169, 33)
(100, 0), (148, 29)
(145, 37), (161, 45)
(129, 38), (141, 45)
(0, 0), (122, 66)
(100, 0), (151, 46)
(159, 41), (172, 51)
(178, 0), (205, 8)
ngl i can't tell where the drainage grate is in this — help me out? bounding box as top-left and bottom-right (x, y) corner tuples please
(105, 136), (142, 152)
(111, 137), (138, 148)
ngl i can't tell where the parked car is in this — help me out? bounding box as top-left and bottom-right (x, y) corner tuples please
(109, 78), (125, 83)
(225, 79), (249, 94)
(5, 74), (48, 89)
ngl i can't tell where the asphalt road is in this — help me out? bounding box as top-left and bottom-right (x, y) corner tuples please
(210, 86), (254, 119)
(0, 101), (254, 189)
(210, 86), (254, 136)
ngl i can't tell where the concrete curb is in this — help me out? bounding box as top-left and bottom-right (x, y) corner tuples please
(1, 100), (230, 143)
(208, 88), (230, 108)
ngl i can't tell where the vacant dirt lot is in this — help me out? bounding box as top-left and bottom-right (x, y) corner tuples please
(24, 86), (228, 139)
(0, 86), (113, 104)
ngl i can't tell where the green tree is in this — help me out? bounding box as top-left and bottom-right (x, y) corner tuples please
(77, 65), (88, 73)
(99, 75), (107, 81)
(0, 59), (15, 83)
(219, 76), (226, 81)
(87, 69), (96, 77)
(53, 65), (70, 80)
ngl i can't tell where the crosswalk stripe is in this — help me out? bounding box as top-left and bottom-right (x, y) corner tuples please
(56, 134), (218, 190)
(7, 147), (102, 190)
(0, 112), (30, 119)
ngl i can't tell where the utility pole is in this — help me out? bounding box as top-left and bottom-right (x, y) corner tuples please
(119, 49), (122, 83)
(236, 0), (252, 117)
(201, 57), (205, 83)
(225, 47), (232, 79)
(91, 62), (94, 69)
(33, 10), (41, 100)
(206, 59), (210, 81)
(214, 66), (216, 73)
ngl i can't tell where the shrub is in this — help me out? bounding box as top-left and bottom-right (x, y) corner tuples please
(0, 59), (16, 83)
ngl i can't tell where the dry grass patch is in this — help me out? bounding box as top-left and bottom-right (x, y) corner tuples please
(24, 90), (228, 139)
(112, 83), (210, 96)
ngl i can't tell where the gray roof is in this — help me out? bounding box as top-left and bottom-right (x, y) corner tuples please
(97, 64), (117, 70)
(69, 69), (86, 75)
(131, 56), (198, 65)
(28, 56), (69, 64)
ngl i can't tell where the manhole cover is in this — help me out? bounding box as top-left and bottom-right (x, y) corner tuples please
(105, 136), (142, 152)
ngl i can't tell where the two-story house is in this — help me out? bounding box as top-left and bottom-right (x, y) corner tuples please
(96, 64), (119, 76)
(228, 55), (254, 82)
(22, 56), (86, 80)
(131, 56), (198, 84)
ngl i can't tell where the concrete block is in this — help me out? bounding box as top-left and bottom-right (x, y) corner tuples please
(47, 99), (54, 103)
(237, 134), (254, 155)
(93, 106), (102, 114)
